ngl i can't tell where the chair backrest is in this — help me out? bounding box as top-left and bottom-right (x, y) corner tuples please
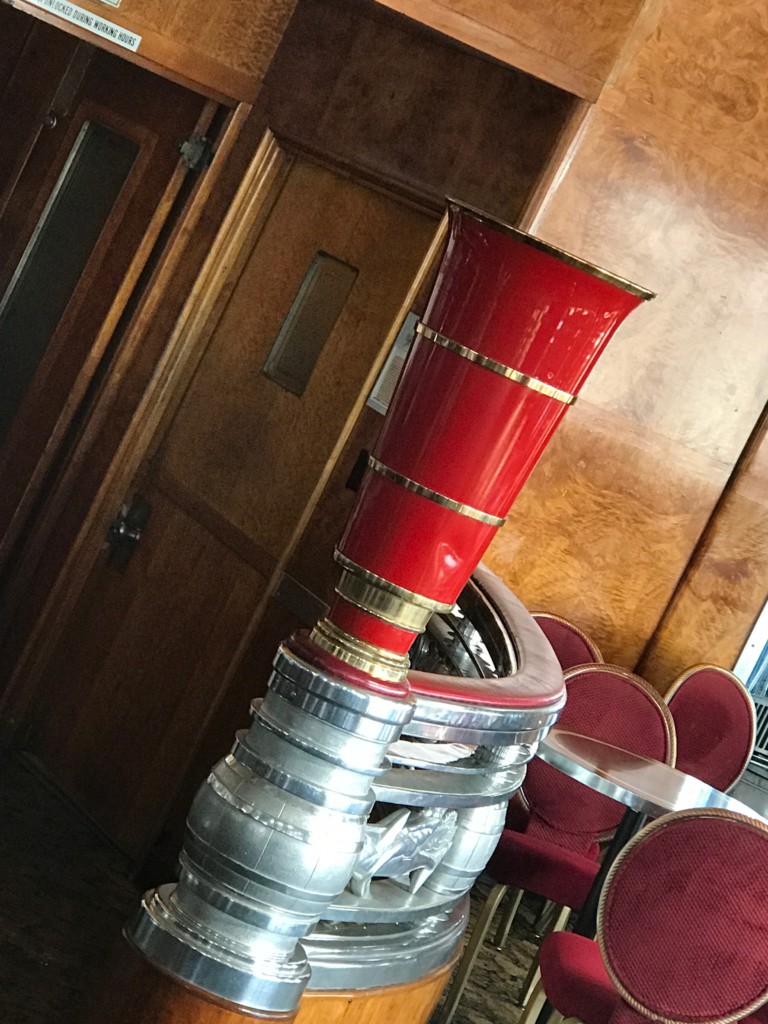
(532, 612), (603, 671)
(665, 664), (756, 791)
(598, 808), (768, 1024)
(523, 665), (676, 851)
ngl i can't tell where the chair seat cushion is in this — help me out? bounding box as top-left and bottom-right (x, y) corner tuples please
(486, 830), (600, 908)
(540, 930), (619, 1024)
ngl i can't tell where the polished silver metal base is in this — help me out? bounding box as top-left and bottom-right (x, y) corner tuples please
(128, 568), (564, 1015)
(128, 638), (414, 1014)
(304, 897), (468, 990)
(130, 885), (310, 1013)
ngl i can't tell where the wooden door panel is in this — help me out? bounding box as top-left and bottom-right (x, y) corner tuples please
(161, 159), (435, 557)
(0, 6), (35, 96)
(26, 485), (269, 858)
(0, 12), (79, 220)
(0, 43), (210, 561)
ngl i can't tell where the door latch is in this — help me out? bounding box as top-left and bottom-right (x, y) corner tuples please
(179, 134), (213, 172)
(106, 493), (151, 569)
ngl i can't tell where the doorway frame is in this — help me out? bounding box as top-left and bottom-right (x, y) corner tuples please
(0, 126), (447, 746)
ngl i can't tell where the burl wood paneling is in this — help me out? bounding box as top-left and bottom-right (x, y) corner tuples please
(10, 0), (298, 100)
(374, 0), (646, 100)
(484, 3), (768, 679)
(484, 401), (727, 669)
(530, 107), (768, 467)
(604, 0), (768, 182)
(83, 940), (455, 1024)
(261, 0), (577, 220)
(638, 411), (768, 687)
(161, 159), (435, 561)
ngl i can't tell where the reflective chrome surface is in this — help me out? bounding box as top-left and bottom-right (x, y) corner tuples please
(539, 729), (768, 820)
(129, 638), (415, 1012)
(130, 571), (564, 1012)
(303, 898), (468, 989)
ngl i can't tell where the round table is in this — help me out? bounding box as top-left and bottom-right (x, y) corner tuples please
(536, 728), (765, 936)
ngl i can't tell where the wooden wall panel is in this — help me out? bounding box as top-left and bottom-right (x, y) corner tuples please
(0, 5), (34, 97)
(260, 0), (577, 219)
(604, 0), (768, 181)
(485, 402), (726, 668)
(22, 486), (270, 859)
(638, 411), (768, 686)
(374, 0), (646, 100)
(528, 108), (768, 467)
(483, 1), (768, 685)
(9, 0), (298, 100)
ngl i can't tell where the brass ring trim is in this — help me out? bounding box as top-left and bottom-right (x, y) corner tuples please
(416, 322), (577, 405)
(334, 552), (454, 614)
(368, 456), (506, 527)
(310, 618), (410, 683)
(335, 577), (432, 632)
(447, 201), (655, 300)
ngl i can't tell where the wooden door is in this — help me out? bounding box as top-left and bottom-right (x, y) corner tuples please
(0, 9), (213, 569)
(15, 144), (437, 859)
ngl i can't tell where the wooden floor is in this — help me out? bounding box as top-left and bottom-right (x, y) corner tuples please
(0, 751), (536, 1024)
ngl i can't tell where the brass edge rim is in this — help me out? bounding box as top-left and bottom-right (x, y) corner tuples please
(447, 199), (655, 300)
(310, 619), (409, 683)
(416, 323), (577, 405)
(334, 552), (454, 613)
(368, 455), (507, 526)
(334, 582), (430, 632)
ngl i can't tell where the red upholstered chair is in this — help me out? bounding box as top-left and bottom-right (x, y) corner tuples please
(665, 664), (756, 791)
(519, 808), (768, 1024)
(434, 665), (676, 1024)
(532, 612), (604, 671)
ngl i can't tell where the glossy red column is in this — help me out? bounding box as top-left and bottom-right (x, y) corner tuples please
(312, 202), (653, 680)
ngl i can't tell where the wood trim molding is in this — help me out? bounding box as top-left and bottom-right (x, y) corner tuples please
(373, 0), (603, 101)
(154, 467), (278, 580)
(516, 99), (592, 232)
(0, 106), (274, 732)
(0, 98), (219, 576)
(8, 0), (259, 104)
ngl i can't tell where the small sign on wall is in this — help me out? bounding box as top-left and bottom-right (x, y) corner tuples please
(25, 0), (140, 50)
(367, 311), (419, 415)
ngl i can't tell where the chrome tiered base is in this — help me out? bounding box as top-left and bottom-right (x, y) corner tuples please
(128, 568), (563, 1013)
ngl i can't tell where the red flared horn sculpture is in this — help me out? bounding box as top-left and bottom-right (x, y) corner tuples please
(314, 202), (653, 681)
(121, 201), (652, 1024)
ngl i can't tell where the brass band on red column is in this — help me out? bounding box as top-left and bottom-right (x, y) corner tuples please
(312, 202), (653, 681)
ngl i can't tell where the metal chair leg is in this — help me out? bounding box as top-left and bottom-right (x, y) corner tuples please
(517, 979), (549, 1024)
(533, 898), (558, 937)
(516, 904), (571, 1006)
(492, 887), (523, 949)
(433, 883), (509, 1024)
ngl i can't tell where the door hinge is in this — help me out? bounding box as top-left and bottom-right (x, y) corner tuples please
(179, 134), (214, 173)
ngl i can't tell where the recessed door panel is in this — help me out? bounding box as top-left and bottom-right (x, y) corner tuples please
(0, 23), (210, 564)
